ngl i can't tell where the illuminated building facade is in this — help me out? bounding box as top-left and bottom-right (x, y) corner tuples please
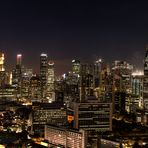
(29, 76), (41, 102)
(40, 53), (48, 99)
(80, 64), (94, 102)
(79, 61), (111, 102)
(45, 125), (87, 148)
(54, 79), (64, 103)
(32, 102), (67, 137)
(61, 72), (79, 104)
(97, 62), (111, 102)
(0, 52), (5, 87)
(46, 61), (55, 103)
(0, 85), (16, 101)
(112, 60), (133, 92)
(112, 61), (133, 112)
(69, 102), (112, 132)
(143, 47), (148, 111)
(113, 91), (126, 113)
(93, 59), (102, 99)
(12, 54), (22, 97)
(72, 60), (81, 75)
(0, 52), (5, 72)
(131, 72), (143, 108)
(16, 54), (22, 65)
(21, 68), (33, 98)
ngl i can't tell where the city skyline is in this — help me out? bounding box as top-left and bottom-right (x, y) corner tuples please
(0, 1), (148, 147)
(0, 51), (145, 76)
(0, 1), (148, 75)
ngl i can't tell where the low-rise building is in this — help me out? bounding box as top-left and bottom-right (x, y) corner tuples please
(45, 124), (87, 148)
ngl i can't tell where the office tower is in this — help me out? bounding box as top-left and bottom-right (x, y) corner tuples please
(63, 72), (79, 103)
(131, 71), (143, 108)
(16, 54), (22, 65)
(0, 85), (16, 101)
(3, 72), (12, 85)
(112, 61), (133, 112)
(29, 75), (41, 102)
(0, 52), (5, 72)
(46, 61), (55, 103)
(31, 102), (67, 137)
(72, 60), (81, 75)
(21, 68), (33, 98)
(93, 60), (101, 99)
(112, 61), (133, 93)
(0, 52), (5, 87)
(94, 59), (102, 87)
(40, 53), (48, 99)
(12, 54), (22, 98)
(93, 59), (112, 102)
(96, 61), (111, 102)
(21, 66), (33, 78)
(68, 101), (112, 132)
(80, 64), (94, 102)
(54, 79), (64, 103)
(143, 46), (148, 110)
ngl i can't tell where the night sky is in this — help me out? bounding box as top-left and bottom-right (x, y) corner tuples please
(0, 1), (148, 75)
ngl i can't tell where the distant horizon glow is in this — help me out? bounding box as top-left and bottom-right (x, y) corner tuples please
(132, 70), (144, 76)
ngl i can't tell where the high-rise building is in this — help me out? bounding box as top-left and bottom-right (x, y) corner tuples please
(131, 71), (143, 108)
(21, 68), (33, 98)
(79, 64), (94, 102)
(68, 101), (112, 132)
(112, 60), (133, 93)
(0, 85), (16, 101)
(40, 53), (48, 99)
(0, 52), (5, 72)
(46, 61), (55, 103)
(79, 61), (111, 102)
(112, 61), (133, 112)
(62, 72), (79, 103)
(12, 54), (22, 98)
(31, 102), (67, 137)
(0, 52), (5, 87)
(143, 46), (148, 110)
(72, 60), (81, 75)
(16, 54), (22, 65)
(29, 75), (41, 102)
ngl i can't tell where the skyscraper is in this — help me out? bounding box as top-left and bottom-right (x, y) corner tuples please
(21, 68), (33, 98)
(72, 60), (80, 75)
(131, 72), (143, 108)
(16, 54), (22, 65)
(46, 61), (55, 103)
(112, 61), (133, 112)
(79, 64), (94, 102)
(0, 52), (5, 72)
(0, 52), (5, 87)
(29, 75), (41, 102)
(40, 53), (48, 99)
(12, 54), (22, 98)
(143, 46), (148, 110)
